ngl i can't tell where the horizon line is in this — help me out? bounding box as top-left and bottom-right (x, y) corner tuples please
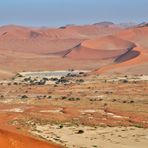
(0, 21), (147, 28)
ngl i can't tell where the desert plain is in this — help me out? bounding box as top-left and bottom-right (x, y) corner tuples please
(0, 22), (147, 148)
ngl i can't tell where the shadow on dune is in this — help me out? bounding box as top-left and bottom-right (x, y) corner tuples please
(115, 48), (140, 63)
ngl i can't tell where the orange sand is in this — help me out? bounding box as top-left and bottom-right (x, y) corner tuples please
(95, 46), (148, 74)
(0, 129), (61, 148)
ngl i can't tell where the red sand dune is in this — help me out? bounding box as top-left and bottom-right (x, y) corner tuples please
(0, 25), (83, 54)
(94, 26), (148, 74)
(95, 46), (148, 74)
(117, 26), (148, 48)
(0, 24), (124, 79)
(61, 24), (122, 38)
(0, 129), (61, 148)
(64, 35), (135, 60)
(81, 35), (135, 50)
(0, 24), (147, 76)
(0, 105), (61, 148)
(0, 24), (122, 54)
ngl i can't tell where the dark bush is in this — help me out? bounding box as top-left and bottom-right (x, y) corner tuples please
(21, 95), (28, 99)
(50, 77), (58, 81)
(76, 79), (84, 83)
(47, 96), (52, 99)
(76, 130), (84, 134)
(61, 96), (67, 100)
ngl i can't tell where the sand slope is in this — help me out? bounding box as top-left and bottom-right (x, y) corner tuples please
(95, 46), (148, 74)
(0, 129), (61, 148)
(64, 35), (136, 60)
(0, 24), (147, 76)
(81, 35), (135, 50)
(94, 26), (148, 74)
(117, 26), (148, 48)
(0, 24), (122, 54)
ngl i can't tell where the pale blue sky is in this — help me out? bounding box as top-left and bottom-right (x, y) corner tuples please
(0, 0), (147, 27)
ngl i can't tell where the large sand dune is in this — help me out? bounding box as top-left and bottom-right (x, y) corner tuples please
(95, 25), (148, 74)
(95, 46), (148, 74)
(63, 36), (136, 60)
(0, 24), (122, 54)
(117, 26), (148, 48)
(0, 24), (123, 79)
(81, 35), (135, 50)
(0, 23), (147, 77)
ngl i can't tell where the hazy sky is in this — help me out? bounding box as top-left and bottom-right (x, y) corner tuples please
(0, 0), (148, 27)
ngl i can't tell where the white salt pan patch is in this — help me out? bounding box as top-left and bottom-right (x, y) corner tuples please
(80, 109), (97, 113)
(0, 108), (24, 113)
(107, 112), (129, 119)
(40, 108), (63, 113)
